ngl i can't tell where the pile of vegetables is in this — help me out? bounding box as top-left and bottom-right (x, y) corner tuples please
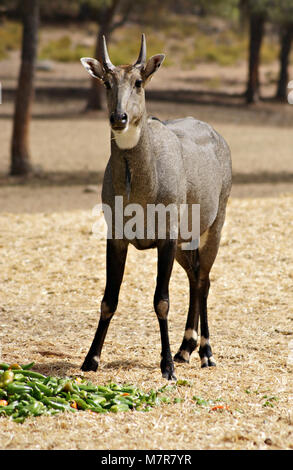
(0, 362), (176, 423)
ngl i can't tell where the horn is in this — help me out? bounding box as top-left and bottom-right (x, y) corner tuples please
(101, 35), (115, 72)
(134, 33), (146, 68)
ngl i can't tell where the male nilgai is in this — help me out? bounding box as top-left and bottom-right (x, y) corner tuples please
(80, 35), (232, 379)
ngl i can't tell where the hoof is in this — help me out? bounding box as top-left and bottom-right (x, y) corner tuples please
(162, 371), (177, 381)
(199, 341), (216, 368)
(160, 358), (176, 381)
(200, 357), (216, 368)
(174, 351), (190, 364)
(81, 355), (99, 372)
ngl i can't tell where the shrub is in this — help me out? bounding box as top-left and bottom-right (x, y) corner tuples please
(39, 35), (94, 62)
(0, 21), (22, 60)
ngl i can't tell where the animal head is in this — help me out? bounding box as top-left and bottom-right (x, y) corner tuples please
(80, 34), (165, 148)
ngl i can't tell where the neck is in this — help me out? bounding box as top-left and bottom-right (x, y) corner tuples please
(110, 112), (157, 202)
(113, 123), (141, 150)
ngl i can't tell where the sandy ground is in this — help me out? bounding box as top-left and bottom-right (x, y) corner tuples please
(0, 196), (292, 450)
(0, 96), (293, 213)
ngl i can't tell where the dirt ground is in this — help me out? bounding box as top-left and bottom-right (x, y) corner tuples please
(0, 197), (292, 450)
(1, 53), (293, 211)
(1, 93), (292, 212)
(0, 45), (293, 450)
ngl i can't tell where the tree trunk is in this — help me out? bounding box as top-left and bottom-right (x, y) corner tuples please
(86, 29), (109, 111)
(86, 0), (120, 111)
(276, 24), (292, 101)
(238, 0), (249, 33)
(10, 0), (39, 176)
(245, 13), (265, 104)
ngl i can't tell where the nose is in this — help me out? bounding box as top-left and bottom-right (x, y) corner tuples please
(110, 112), (128, 130)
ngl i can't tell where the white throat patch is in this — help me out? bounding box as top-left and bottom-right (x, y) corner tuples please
(113, 124), (141, 149)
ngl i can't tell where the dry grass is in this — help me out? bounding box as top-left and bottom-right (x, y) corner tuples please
(0, 196), (292, 450)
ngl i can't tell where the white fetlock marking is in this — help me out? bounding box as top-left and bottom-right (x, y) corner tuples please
(200, 337), (210, 347)
(184, 329), (198, 342)
(92, 355), (100, 364)
(201, 357), (208, 366)
(180, 350), (190, 361)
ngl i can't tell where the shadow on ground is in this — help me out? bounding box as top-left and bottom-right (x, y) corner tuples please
(31, 361), (81, 377)
(1, 170), (293, 188)
(2, 85), (286, 105)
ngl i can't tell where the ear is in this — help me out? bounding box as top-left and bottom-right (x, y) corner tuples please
(80, 57), (105, 81)
(142, 54), (165, 83)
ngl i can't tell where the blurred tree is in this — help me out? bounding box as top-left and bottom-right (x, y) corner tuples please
(195, 0), (239, 18)
(276, 24), (292, 101)
(243, 0), (293, 103)
(40, 0), (80, 21)
(10, 0), (39, 176)
(84, 0), (133, 110)
(271, 1), (293, 101)
(84, 0), (171, 110)
(243, 0), (270, 104)
(246, 13), (265, 103)
(186, 1), (265, 103)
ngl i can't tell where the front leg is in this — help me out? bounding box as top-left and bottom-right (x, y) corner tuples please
(154, 240), (177, 380)
(81, 239), (128, 371)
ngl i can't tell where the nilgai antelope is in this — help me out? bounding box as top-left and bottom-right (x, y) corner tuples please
(80, 35), (232, 379)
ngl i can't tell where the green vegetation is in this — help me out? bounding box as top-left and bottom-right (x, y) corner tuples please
(39, 35), (94, 62)
(37, 20), (280, 68)
(261, 38), (280, 64)
(173, 379), (191, 386)
(0, 362), (181, 423)
(182, 34), (248, 67)
(262, 395), (279, 408)
(0, 21), (22, 60)
(192, 395), (211, 406)
(38, 28), (172, 65)
(244, 388), (279, 408)
(0, 16), (282, 68)
(182, 29), (280, 68)
(108, 35), (171, 66)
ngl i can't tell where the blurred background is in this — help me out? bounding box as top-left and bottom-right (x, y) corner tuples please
(0, 0), (292, 212)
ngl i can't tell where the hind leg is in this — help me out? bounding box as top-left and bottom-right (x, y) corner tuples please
(197, 273), (216, 367)
(175, 196), (229, 368)
(173, 241), (218, 367)
(174, 247), (200, 363)
(197, 199), (229, 367)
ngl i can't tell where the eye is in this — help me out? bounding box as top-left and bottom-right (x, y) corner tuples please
(135, 79), (142, 88)
(104, 81), (111, 90)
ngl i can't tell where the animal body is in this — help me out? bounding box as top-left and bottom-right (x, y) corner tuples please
(80, 35), (232, 379)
